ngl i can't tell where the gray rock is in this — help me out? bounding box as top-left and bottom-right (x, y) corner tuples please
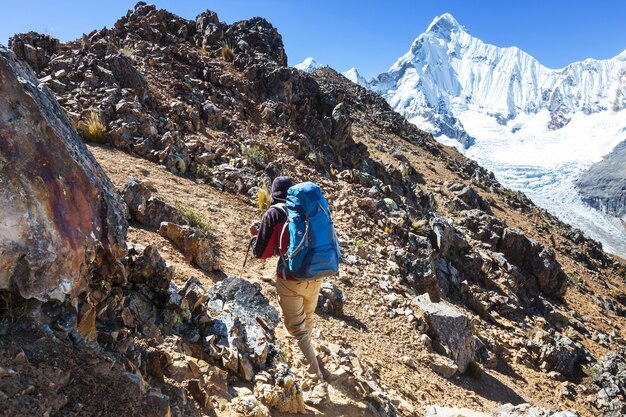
(106, 54), (149, 101)
(412, 293), (476, 372)
(317, 281), (345, 317)
(204, 277), (280, 380)
(538, 332), (588, 378)
(120, 178), (188, 228)
(498, 228), (568, 298)
(126, 244), (173, 295)
(429, 354), (458, 378)
(451, 185), (493, 214)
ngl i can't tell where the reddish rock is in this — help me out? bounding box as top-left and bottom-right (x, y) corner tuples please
(76, 303), (97, 343)
(158, 222), (215, 272)
(0, 46), (127, 300)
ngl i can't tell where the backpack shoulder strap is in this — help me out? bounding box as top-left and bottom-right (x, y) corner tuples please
(271, 203), (287, 216)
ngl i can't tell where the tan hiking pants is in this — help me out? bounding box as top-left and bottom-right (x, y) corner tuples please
(276, 277), (323, 379)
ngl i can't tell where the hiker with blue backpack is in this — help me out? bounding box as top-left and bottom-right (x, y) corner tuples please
(249, 176), (341, 405)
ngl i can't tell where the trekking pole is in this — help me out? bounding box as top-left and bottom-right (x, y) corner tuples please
(239, 240), (252, 278)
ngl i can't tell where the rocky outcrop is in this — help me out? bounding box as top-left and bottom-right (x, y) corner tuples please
(120, 178), (188, 228)
(0, 46), (127, 300)
(158, 222), (216, 272)
(204, 277), (281, 381)
(576, 139), (626, 220)
(8, 32), (59, 73)
(499, 228), (568, 298)
(588, 349), (626, 416)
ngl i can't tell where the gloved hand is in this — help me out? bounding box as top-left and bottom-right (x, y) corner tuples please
(249, 221), (260, 237)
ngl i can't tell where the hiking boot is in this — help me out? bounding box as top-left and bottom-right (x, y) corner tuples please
(317, 355), (331, 380)
(303, 381), (329, 406)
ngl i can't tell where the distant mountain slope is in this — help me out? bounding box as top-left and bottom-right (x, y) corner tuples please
(347, 13), (626, 257)
(577, 139), (626, 221)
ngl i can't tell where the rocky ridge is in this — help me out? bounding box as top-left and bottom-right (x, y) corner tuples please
(1, 3), (626, 417)
(576, 139), (626, 222)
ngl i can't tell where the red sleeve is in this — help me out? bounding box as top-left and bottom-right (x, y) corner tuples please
(251, 207), (286, 259)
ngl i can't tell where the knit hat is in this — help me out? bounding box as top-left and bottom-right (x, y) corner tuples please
(270, 176), (294, 203)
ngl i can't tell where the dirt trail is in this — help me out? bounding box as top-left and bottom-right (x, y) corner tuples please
(90, 144), (381, 416)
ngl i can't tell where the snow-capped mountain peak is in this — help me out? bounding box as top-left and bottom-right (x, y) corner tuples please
(294, 57), (323, 72)
(368, 13), (626, 146)
(425, 13), (464, 37)
(342, 67), (368, 86)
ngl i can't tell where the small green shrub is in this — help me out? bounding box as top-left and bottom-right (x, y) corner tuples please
(567, 273), (581, 287)
(241, 144), (268, 168)
(353, 239), (365, 250)
(168, 307), (191, 329)
(585, 363), (603, 381)
(175, 202), (211, 235)
(195, 163), (211, 178)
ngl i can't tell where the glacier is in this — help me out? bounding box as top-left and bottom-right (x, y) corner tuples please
(359, 13), (626, 257)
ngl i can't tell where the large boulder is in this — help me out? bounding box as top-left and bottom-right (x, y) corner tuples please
(412, 293), (476, 372)
(204, 277), (280, 381)
(498, 228), (568, 298)
(0, 46), (127, 300)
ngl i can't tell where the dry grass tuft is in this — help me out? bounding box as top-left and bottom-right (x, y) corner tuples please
(410, 218), (429, 235)
(257, 183), (271, 212)
(221, 42), (235, 62)
(0, 291), (33, 324)
(82, 112), (107, 143)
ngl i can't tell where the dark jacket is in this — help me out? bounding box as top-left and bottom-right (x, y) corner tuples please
(250, 205), (295, 280)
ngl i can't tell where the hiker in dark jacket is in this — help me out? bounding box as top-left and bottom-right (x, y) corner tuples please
(249, 176), (293, 276)
(249, 176), (329, 404)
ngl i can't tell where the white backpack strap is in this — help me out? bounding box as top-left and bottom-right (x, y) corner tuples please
(274, 203), (290, 279)
(279, 222), (289, 280)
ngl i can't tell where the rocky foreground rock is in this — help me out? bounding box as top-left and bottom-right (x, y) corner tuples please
(0, 45), (127, 300)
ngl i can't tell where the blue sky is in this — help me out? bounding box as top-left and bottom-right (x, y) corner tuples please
(2, 1), (625, 79)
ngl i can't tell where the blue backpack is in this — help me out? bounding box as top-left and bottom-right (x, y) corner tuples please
(275, 182), (341, 280)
